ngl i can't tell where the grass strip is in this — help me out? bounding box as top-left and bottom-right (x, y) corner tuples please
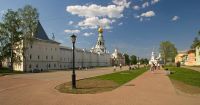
(167, 67), (200, 88)
(56, 67), (147, 94)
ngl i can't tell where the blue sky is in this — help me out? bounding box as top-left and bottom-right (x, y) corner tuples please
(0, 0), (200, 58)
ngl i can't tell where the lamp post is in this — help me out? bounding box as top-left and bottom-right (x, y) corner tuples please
(137, 57), (140, 68)
(71, 34), (77, 89)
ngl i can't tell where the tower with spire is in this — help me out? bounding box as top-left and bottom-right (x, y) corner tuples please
(91, 27), (107, 54)
(149, 48), (162, 64)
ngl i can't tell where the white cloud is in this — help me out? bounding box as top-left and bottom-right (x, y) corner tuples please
(112, 0), (131, 8)
(58, 39), (64, 43)
(141, 11), (155, 17)
(78, 17), (113, 29)
(66, 1), (131, 30)
(135, 11), (155, 22)
(133, 5), (140, 10)
(64, 29), (80, 34)
(66, 4), (124, 18)
(118, 22), (123, 26)
(172, 16), (179, 21)
(142, 2), (149, 8)
(151, 0), (160, 5)
(68, 21), (74, 25)
(135, 15), (140, 19)
(83, 32), (94, 37)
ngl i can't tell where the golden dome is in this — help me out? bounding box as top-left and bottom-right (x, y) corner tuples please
(98, 27), (103, 33)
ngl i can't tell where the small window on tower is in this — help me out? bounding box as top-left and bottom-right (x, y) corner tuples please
(30, 54), (32, 60)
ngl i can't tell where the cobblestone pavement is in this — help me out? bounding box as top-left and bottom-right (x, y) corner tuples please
(0, 67), (200, 105)
(182, 66), (200, 72)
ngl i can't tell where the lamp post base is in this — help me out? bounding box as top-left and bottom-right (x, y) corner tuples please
(72, 74), (76, 89)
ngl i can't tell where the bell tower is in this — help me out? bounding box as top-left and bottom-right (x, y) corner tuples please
(92, 27), (106, 54)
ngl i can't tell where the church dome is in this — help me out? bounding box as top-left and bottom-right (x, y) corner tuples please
(98, 27), (103, 33)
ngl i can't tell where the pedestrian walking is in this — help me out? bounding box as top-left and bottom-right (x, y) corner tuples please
(113, 65), (116, 72)
(119, 63), (122, 70)
(129, 65), (132, 70)
(150, 62), (155, 73)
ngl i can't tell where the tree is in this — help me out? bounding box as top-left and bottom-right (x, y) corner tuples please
(140, 58), (149, 64)
(159, 41), (177, 65)
(130, 55), (137, 64)
(190, 30), (200, 49)
(0, 5), (39, 71)
(198, 30), (200, 36)
(190, 37), (199, 49)
(124, 54), (130, 65)
(18, 5), (39, 72)
(0, 9), (23, 70)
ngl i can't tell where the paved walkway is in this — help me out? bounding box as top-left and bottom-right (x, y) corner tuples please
(0, 67), (200, 105)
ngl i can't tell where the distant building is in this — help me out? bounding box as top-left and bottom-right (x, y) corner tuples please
(195, 45), (200, 65)
(111, 49), (125, 66)
(3, 22), (111, 71)
(184, 49), (196, 66)
(175, 51), (187, 65)
(149, 51), (162, 65)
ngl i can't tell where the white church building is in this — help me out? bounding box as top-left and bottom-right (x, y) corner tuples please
(149, 51), (161, 65)
(6, 22), (112, 72)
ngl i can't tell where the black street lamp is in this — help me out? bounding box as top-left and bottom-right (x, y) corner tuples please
(71, 34), (77, 89)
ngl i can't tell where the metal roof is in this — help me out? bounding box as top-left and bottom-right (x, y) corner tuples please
(34, 21), (60, 44)
(34, 21), (49, 40)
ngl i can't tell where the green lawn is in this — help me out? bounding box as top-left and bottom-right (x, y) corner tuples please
(167, 67), (200, 88)
(56, 67), (147, 94)
(93, 68), (147, 85)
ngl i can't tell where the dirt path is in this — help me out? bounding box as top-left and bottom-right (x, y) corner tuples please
(0, 67), (200, 105)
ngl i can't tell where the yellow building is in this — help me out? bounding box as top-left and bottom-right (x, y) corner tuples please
(185, 50), (196, 66)
(175, 51), (187, 65)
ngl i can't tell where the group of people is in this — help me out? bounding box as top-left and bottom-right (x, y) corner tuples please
(113, 64), (142, 71)
(113, 63), (122, 71)
(150, 61), (161, 72)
